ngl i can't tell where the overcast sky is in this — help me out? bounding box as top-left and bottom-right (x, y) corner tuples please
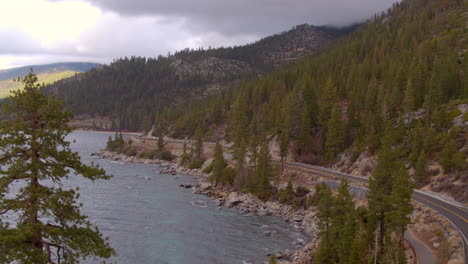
(0, 0), (399, 69)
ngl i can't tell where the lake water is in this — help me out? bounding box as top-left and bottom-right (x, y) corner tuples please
(66, 132), (303, 264)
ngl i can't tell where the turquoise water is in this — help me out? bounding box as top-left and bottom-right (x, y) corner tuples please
(67, 132), (303, 264)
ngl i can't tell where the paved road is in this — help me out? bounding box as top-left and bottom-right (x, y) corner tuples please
(282, 160), (468, 264)
(405, 230), (435, 264)
(136, 136), (467, 263)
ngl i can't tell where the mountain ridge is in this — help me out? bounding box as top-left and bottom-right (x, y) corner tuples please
(45, 24), (354, 128)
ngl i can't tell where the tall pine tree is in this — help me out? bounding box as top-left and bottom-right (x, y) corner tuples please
(0, 73), (115, 263)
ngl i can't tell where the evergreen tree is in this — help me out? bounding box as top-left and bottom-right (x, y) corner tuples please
(319, 78), (338, 125)
(279, 180), (295, 204)
(314, 183), (335, 264)
(141, 115), (152, 133)
(440, 139), (456, 173)
(157, 131), (165, 152)
(0, 73), (115, 263)
(253, 140), (272, 200)
(194, 127), (204, 159)
(297, 104), (312, 154)
(279, 121), (290, 171)
(414, 150), (428, 186)
(386, 166), (413, 264)
(325, 104), (344, 162)
(301, 74), (319, 126)
(334, 179), (356, 263)
(367, 146), (400, 262)
(210, 141), (225, 185)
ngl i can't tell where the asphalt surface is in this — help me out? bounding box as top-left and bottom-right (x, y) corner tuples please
(283, 160), (468, 264)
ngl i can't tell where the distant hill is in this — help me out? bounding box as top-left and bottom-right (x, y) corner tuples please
(0, 62), (100, 98)
(0, 62), (100, 81)
(45, 24), (355, 129)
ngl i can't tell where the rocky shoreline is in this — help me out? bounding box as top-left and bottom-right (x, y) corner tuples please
(94, 150), (319, 264)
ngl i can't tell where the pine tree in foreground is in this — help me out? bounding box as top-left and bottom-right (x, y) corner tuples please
(0, 73), (115, 263)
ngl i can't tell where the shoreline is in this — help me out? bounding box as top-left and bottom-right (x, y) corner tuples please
(94, 149), (319, 264)
(73, 129), (141, 135)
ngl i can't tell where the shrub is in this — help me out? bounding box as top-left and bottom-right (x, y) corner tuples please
(159, 150), (175, 161)
(278, 180), (295, 204)
(221, 166), (236, 185)
(202, 161), (214, 174)
(180, 153), (192, 165)
(123, 146), (138, 157)
(139, 149), (158, 159)
(188, 158), (205, 169)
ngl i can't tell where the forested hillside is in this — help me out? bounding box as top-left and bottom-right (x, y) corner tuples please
(158, 0), (467, 200)
(45, 24), (352, 129)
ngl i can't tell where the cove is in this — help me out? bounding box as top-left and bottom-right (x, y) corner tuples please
(66, 132), (304, 264)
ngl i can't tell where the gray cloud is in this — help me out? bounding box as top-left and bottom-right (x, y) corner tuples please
(0, 29), (42, 54)
(2, 0), (399, 68)
(84, 0), (399, 36)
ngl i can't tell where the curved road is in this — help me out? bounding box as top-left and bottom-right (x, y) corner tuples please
(135, 136), (467, 263)
(282, 160), (468, 264)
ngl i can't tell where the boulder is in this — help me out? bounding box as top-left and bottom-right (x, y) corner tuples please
(199, 182), (212, 191)
(225, 192), (242, 208)
(292, 215), (304, 222)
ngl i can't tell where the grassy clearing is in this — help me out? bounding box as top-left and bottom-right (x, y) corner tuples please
(0, 71), (77, 98)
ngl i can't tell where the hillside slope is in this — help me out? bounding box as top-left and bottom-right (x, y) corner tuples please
(45, 24), (353, 130)
(0, 62), (99, 81)
(0, 71), (78, 98)
(0, 62), (100, 98)
(159, 0), (467, 201)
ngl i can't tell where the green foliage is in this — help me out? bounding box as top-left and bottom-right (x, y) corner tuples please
(210, 141), (227, 185)
(188, 158), (205, 169)
(159, 150), (175, 161)
(385, 166), (414, 263)
(278, 180), (295, 204)
(106, 132), (125, 152)
(180, 152), (192, 165)
(245, 140), (273, 201)
(194, 127), (204, 159)
(314, 183), (335, 264)
(414, 150), (428, 186)
(123, 145), (138, 156)
(222, 167), (237, 186)
(325, 104), (344, 162)
(269, 254), (277, 264)
(155, 0), (466, 174)
(367, 144), (414, 263)
(440, 138), (466, 174)
(278, 181), (311, 209)
(0, 73), (114, 263)
(279, 119), (290, 170)
(202, 161), (214, 174)
(297, 104), (312, 153)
